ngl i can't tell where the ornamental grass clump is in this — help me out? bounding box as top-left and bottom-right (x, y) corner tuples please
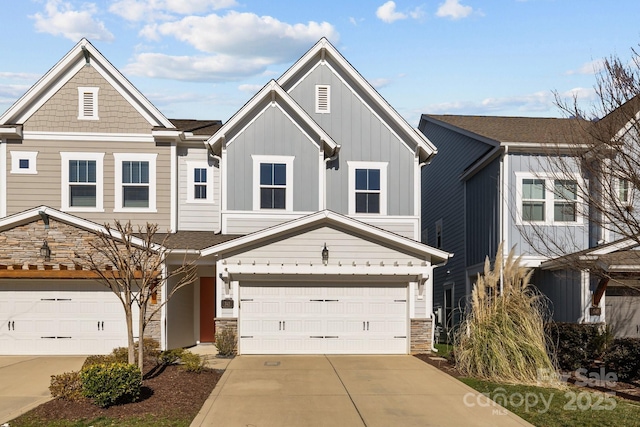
(454, 243), (558, 386)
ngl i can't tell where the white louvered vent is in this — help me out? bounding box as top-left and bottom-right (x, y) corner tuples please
(316, 85), (330, 113)
(78, 87), (99, 120)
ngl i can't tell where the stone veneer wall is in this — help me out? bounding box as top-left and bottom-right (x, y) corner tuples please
(214, 318), (238, 351)
(410, 318), (433, 353)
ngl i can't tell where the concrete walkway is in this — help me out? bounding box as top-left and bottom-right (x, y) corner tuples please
(191, 355), (534, 427)
(0, 356), (86, 425)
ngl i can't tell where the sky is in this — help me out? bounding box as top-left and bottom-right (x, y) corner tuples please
(1, 0), (640, 126)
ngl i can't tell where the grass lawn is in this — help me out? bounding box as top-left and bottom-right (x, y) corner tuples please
(433, 343), (453, 358)
(461, 378), (640, 427)
(11, 415), (193, 427)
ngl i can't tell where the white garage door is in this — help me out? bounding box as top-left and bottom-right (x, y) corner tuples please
(0, 281), (137, 355)
(239, 283), (408, 354)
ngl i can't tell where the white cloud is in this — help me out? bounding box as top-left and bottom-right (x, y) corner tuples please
(566, 59), (606, 75)
(376, 1), (407, 23)
(0, 72), (41, 81)
(409, 6), (426, 20)
(109, 0), (238, 22)
(0, 84), (32, 99)
(31, 0), (114, 42)
(238, 83), (265, 93)
(124, 52), (273, 82)
(436, 0), (473, 20)
(369, 78), (392, 89)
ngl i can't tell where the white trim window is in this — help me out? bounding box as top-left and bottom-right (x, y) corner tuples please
(516, 173), (582, 224)
(114, 153), (157, 212)
(10, 151), (38, 174)
(78, 87), (99, 120)
(348, 161), (388, 215)
(616, 177), (631, 204)
(61, 152), (104, 211)
(315, 85), (330, 113)
(252, 155), (294, 211)
(187, 161), (214, 203)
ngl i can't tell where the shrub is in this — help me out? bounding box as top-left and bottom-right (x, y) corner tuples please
(158, 348), (186, 365)
(454, 244), (557, 385)
(80, 363), (142, 407)
(110, 347), (130, 363)
(180, 351), (205, 373)
(83, 354), (117, 369)
(50, 371), (83, 401)
(603, 338), (640, 381)
(139, 338), (161, 359)
(547, 322), (608, 371)
(215, 328), (237, 357)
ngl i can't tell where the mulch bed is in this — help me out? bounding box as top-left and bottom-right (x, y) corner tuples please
(413, 353), (640, 402)
(13, 361), (223, 423)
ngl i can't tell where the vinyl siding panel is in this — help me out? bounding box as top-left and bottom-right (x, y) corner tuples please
(466, 157), (500, 267)
(533, 269), (583, 322)
(508, 154), (589, 258)
(226, 103), (319, 212)
(419, 120), (494, 321)
(287, 62), (415, 216)
(225, 226), (425, 265)
(177, 146), (220, 231)
(6, 139), (172, 229)
(24, 66), (151, 134)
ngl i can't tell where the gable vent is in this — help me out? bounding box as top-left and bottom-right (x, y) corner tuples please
(316, 85), (330, 113)
(78, 87), (99, 120)
(83, 92), (94, 117)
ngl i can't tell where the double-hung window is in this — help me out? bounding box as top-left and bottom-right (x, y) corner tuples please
(186, 161), (214, 203)
(114, 153), (156, 212)
(60, 152), (104, 211)
(348, 161), (387, 215)
(252, 155), (294, 211)
(617, 178), (631, 204)
(518, 174), (581, 224)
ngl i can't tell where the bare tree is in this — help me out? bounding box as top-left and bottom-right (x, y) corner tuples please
(74, 220), (198, 371)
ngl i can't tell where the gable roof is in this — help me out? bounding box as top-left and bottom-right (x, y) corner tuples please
(540, 237), (640, 272)
(277, 38), (436, 163)
(206, 80), (339, 155)
(200, 209), (451, 263)
(423, 114), (588, 145)
(0, 39), (174, 129)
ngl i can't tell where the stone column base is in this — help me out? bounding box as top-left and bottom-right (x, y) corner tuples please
(410, 318), (433, 353)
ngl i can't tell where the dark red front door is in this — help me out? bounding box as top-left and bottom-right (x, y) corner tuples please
(199, 277), (216, 342)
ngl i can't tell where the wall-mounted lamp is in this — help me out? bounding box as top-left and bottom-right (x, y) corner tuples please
(40, 240), (51, 262)
(321, 243), (329, 266)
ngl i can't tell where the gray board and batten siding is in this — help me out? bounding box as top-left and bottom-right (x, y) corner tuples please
(418, 118), (495, 319)
(177, 145), (220, 232)
(286, 59), (415, 217)
(507, 153), (589, 258)
(225, 100), (320, 212)
(10, 65), (172, 230)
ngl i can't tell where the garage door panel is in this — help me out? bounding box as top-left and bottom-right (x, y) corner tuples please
(239, 283), (408, 355)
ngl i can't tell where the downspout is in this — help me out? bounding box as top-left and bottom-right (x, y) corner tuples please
(430, 257), (451, 352)
(499, 146), (509, 294)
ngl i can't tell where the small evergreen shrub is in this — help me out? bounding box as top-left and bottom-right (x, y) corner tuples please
(110, 346), (130, 363)
(180, 351), (205, 373)
(547, 322), (606, 371)
(215, 328), (237, 357)
(80, 363), (142, 407)
(158, 348), (186, 365)
(49, 371), (83, 401)
(83, 354), (117, 369)
(139, 338), (161, 359)
(603, 338), (640, 381)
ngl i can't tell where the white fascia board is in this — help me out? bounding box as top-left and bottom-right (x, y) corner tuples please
(589, 238), (639, 255)
(277, 38), (436, 159)
(202, 210), (452, 263)
(206, 81), (338, 155)
(23, 131), (155, 143)
(0, 126), (23, 137)
(0, 205), (160, 250)
(151, 129), (182, 142)
(222, 264), (429, 280)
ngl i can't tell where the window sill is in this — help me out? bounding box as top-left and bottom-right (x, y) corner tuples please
(62, 207), (105, 213)
(113, 208), (158, 213)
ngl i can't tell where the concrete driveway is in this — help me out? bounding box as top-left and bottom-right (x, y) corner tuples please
(191, 355), (534, 427)
(0, 356), (86, 424)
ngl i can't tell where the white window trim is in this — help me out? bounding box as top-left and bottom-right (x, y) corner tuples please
(347, 161), (388, 215)
(186, 160), (214, 204)
(113, 153), (157, 212)
(10, 151), (38, 174)
(60, 152), (104, 212)
(615, 177), (632, 205)
(515, 172), (585, 225)
(252, 155), (294, 211)
(78, 87), (99, 120)
(315, 84), (330, 114)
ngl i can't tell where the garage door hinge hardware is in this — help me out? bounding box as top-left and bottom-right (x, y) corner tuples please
(40, 298), (72, 301)
(394, 336), (407, 339)
(310, 336), (339, 339)
(240, 336), (253, 338)
(240, 299), (253, 301)
(309, 299), (340, 302)
(394, 299), (407, 302)
(42, 336), (73, 339)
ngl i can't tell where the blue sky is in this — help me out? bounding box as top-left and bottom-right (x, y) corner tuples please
(1, 0), (640, 126)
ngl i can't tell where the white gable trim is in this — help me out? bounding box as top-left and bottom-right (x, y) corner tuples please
(206, 81), (338, 155)
(277, 38), (437, 161)
(0, 39), (173, 129)
(201, 210), (451, 263)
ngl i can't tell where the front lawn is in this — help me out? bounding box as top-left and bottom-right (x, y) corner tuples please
(461, 378), (640, 427)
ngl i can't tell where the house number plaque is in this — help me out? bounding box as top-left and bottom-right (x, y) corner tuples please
(221, 298), (234, 309)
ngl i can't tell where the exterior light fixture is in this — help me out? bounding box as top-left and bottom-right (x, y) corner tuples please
(40, 240), (51, 262)
(322, 243), (329, 266)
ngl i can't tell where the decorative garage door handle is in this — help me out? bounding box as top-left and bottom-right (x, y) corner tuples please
(97, 321), (104, 331)
(362, 321), (370, 331)
(7, 321), (14, 331)
(279, 321), (286, 330)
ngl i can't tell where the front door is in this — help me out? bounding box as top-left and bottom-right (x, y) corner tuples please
(199, 277), (216, 342)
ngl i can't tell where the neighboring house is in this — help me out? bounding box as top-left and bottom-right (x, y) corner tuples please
(0, 38), (451, 355)
(420, 112), (640, 339)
